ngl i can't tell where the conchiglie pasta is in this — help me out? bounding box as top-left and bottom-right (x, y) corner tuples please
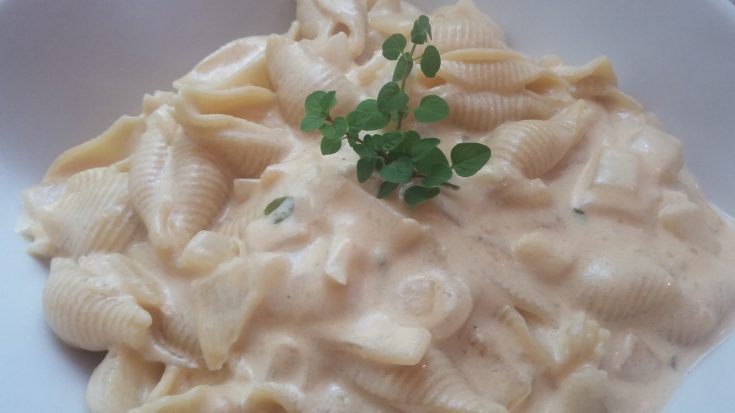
(87, 348), (164, 413)
(437, 86), (559, 132)
(265, 35), (362, 124)
(34, 166), (143, 258)
(43, 258), (153, 351)
(129, 105), (230, 254)
(173, 36), (271, 90)
(344, 348), (508, 413)
(433, 48), (562, 93)
(486, 100), (597, 179)
(296, 0), (368, 57)
(430, 0), (506, 52)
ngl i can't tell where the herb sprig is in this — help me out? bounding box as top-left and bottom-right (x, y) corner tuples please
(300, 16), (491, 207)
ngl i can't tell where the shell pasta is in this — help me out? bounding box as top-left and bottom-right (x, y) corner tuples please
(17, 1), (735, 412)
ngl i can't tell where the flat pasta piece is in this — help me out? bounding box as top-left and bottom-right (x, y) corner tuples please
(512, 232), (576, 281)
(430, 0), (507, 52)
(193, 255), (290, 370)
(129, 105), (230, 254)
(602, 332), (662, 382)
(437, 86), (559, 132)
(553, 312), (610, 375)
(626, 126), (683, 183)
(45, 115), (144, 180)
(176, 230), (240, 274)
(658, 190), (720, 253)
(548, 366), (610, 413)
(173, 36), (271, 90)
(265, 35), (362, 124)
(486, 100), (597, 179)
(576, 253), (682, 321)
(87, 348), (164, 413)
(345, 348), (508, 413)
(43, 258), (153, 351)
(296, 0), (368, 57)
(330, 312), (432, 365)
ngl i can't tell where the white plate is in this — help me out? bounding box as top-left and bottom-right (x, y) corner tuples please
(0, 0), (733, 411)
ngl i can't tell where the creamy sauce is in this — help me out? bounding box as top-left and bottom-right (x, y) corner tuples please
(18, 0), (735, 412)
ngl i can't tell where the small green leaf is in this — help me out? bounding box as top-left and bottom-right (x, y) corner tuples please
(420, 45), (441, 78)
(413, 147), (449, 175)
(348, 100), (389, 131)
(264, 196), (295, 223)
(377, 181), (399, 199)
(404, 185), (440, 207)
(321, 91), (337, 112)
(332, 117), (347, 136)
(356, 157), (377, 183)
(382, 33), (407, 60)
(321, 136), (342, 155)
(411, 137), (440, 161)
(305, 91), (328, 115)
(349, 140), (375, 158)
(377, 82), (409, 116)
(396, 130), (421, 154)
(422, 164), (452, 187)
(451, 142), (492, 177)
(393, 52), (414, 82)
(300, 113), (325, 132)
(381, 131), (403, 151)
(320, 121), (344, 141)
(414, 95), (449, 123)
(379, 156), (414, 183)
(410, 15), (432, 45)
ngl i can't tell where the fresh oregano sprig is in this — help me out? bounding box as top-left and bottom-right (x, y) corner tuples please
(300, 15), (491, 207)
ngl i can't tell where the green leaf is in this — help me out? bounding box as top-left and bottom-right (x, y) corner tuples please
(320, 120), (345, 141)
(410, 137), (440, 161)
(451, 142), (492, 177)
(420, 45), (441, 78)
(413, 147), (449, 175)
(422, 164), (452, 187)
(382, 33), (407, 60)
(377, 181), (399, 199)
(379, 156), (414, 183)
(381, 131), (403, 151)
(321, 136), (342, 155)
(404, 185), (440, 207)
(264, 196), (295, 223)
(393, 52), (414, 82)
(356, 157), (377, 183)
(349, 140), (375, 158)
(348, 100), (389, 131)
(414, 95), (449, 123)
(396, 130), (421, 154)
(410, 15), (432, 45)
(305, 91), (328, 115)
(321, 91), (337, 112)
(300, 113), (325, 132)
(377, 82), (409, 116)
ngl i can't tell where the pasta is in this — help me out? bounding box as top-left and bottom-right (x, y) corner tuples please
(17, 1), (735, 412)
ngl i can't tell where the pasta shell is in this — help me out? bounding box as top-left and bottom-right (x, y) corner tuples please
(176, 230), (239, 274)
(554, 312), (610, 375)
(174, 105), (291, 179)
(45, 115), (144, 180)
(129, 105), (230, 254)
(602, 332), (662, 382)
(87, 348), (164, 413)
(173, 36), (271, 90)
(576, 253), (682, 321)
(304, 382), (402, 413)
(43, 258), (153, 351)
(297, 0), (368, 57)
(79, 253), (165, 309)
(430, 0), (507, 52)
(265, 35), (362, 124)
(391, 270), (473, 341)
(35, 166), (143, 258)
(552, 56), (617, 100)
(345, 348), (508, 413)
(437, 48), (563, 93)
(157, 301), (202, 366)
(486, 100), (597, 178)
(177, 85), (275, 120)
(512, 232), (576, 280)
(438, 86), (558, 132)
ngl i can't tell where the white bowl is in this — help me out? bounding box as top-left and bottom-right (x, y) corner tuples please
(0, 0), (733, 411)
